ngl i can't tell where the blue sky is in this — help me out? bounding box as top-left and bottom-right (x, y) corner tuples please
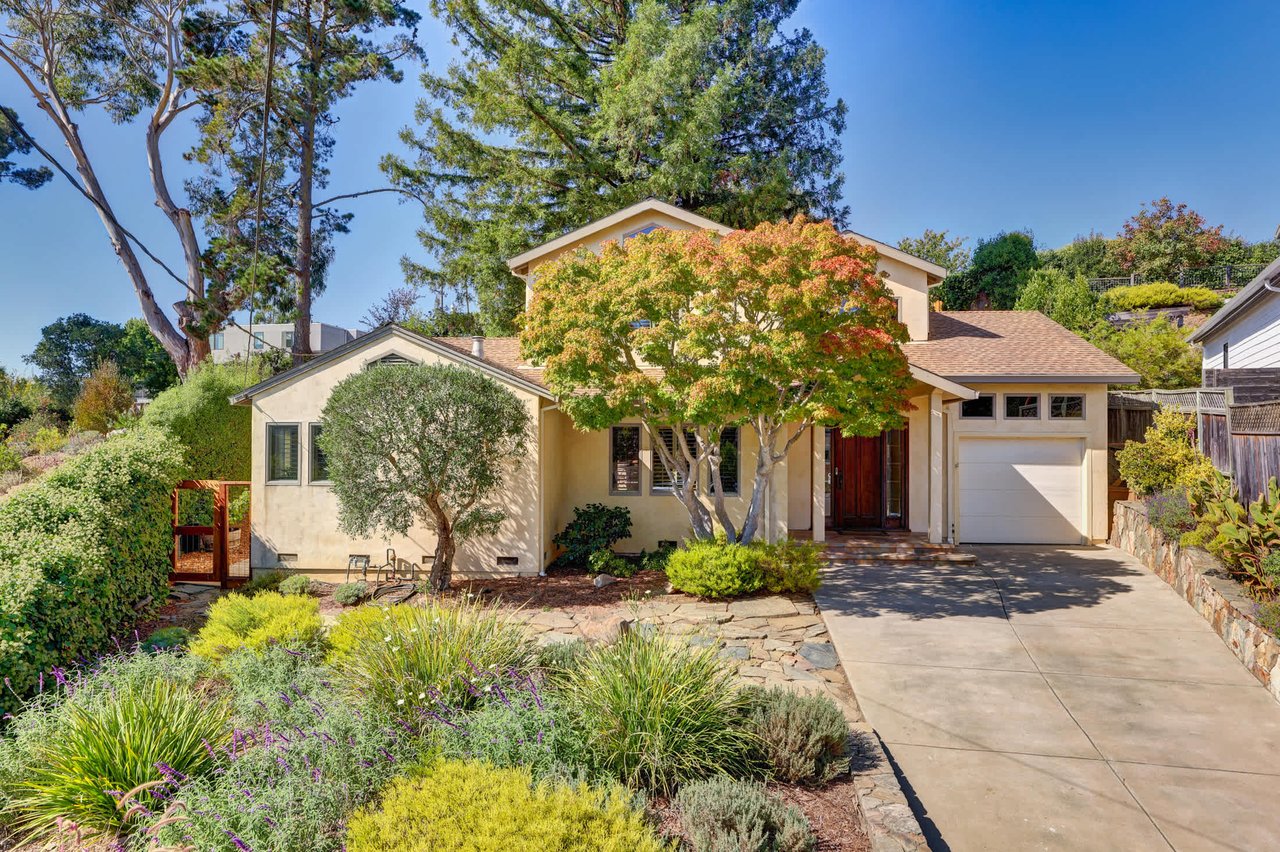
(1, 0), (1277, 370)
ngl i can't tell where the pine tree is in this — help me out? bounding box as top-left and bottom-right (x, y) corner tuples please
(384, 0), (847, 334)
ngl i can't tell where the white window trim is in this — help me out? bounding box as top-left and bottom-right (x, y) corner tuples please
(1049, 391), (1090, 417)
(266, 422), (301, 484)
(960, 393), (996, 420)
(1003, 393), (1042, 420)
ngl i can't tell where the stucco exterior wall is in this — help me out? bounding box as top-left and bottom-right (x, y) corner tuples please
(211, 322), (354, 364)
(873, 255), (931, 342)
(248, 335), (547, 580)
(1200, 291), (1280, 370)
(521, 210), (711, 309)
(545, 414), (803, 554)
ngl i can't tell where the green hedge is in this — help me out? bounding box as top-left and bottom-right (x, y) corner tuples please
(140, 360), (267, 480)
(0, 428), (183, 707)
(1100, 282), (1224, 313)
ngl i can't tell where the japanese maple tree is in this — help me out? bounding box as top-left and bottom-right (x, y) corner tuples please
(521, 218), (913, 544)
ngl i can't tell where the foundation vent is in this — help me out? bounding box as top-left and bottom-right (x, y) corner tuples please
(496, 556), (519, 567)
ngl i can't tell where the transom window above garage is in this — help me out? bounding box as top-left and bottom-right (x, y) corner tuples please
(960, 393), (995, 419)
(1049, 394), (1085, 419)
(1004, 394), (1040, 419)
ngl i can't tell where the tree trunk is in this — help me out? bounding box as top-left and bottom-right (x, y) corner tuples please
(293, 113), (316, 366)
(428, 499), (456, 591)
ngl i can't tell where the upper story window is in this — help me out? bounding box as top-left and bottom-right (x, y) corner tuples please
(652, 427), (698, 492)
(960, 394), (995, 419)
(623, 223), (661, 241)
(267, 424), (299, 482)
(211, 333), (224, 350)
(610, 426), (641, 494)
(282, 330), (295, 349)
(1049, 395), (1085, 420)
(1005, 394), (1040, 419)
(252, 331), (265, 350)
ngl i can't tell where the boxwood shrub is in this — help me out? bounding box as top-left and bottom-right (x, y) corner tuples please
(0, 428), (183, 709)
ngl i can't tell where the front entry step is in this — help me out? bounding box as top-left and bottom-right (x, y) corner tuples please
(823, 537), (979, 564)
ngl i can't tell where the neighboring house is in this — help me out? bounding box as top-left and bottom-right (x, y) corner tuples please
(1190, 257), (1280, 402)
(209, 322), (359, 364)
(232, 199), (1137, 580)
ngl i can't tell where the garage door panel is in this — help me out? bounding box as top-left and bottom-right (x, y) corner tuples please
(958, 437), (1084, 544)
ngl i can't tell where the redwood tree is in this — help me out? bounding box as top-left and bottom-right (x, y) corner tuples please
(521, 218), (913, 544)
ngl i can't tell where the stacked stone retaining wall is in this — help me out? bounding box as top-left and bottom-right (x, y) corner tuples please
(1111, 499), (1280, 702)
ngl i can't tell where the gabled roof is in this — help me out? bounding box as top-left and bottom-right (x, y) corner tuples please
(1188, 255), (1280, 343)
(228, 324), (555, 405)
(505, 199), (950, 283)
(904, 311), (1140, 384)
(506, 199), (733, 273)
(843, 231), (948, 283)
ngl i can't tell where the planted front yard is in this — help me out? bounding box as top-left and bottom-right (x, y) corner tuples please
(0, 556), (873, 851)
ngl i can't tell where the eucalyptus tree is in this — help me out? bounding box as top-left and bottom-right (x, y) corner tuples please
(0, 0), (235, 373)
(0, 105), (50, 188)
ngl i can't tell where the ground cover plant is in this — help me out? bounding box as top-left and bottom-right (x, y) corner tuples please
(345, 760), (668, 852)
(1, 572), (842, 848)
(667, 539), (822, 599)
(189, 590), (325, 662)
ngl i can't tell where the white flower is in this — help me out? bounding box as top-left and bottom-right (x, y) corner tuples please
(396, 699), (405, 706)
(383, 636), (391, 642)
(418, 692), (426, 699)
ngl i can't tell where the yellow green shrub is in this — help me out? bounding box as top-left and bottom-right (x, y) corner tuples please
(1101, 282), (1224, 312)
(345, 760), (669, 852)
(1116, 409), (1216, 497)
(189, 591), (324, 662)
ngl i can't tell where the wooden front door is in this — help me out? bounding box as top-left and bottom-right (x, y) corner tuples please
(834, 434), (884, 530)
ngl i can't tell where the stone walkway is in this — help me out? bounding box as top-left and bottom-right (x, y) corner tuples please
(817, 545), (1280, 852)
(513, 594), (854, 701)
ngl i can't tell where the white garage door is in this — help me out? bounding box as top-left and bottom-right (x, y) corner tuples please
(957, 437), (1084, 544)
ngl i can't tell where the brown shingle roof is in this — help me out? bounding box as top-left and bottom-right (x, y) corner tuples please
(433, 337), (547, 388)
(434, 311), (1138, 393)
(904, 311), (1139, 383)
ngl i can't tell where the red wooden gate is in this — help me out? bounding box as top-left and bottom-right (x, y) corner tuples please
(171, 480), (251, 588)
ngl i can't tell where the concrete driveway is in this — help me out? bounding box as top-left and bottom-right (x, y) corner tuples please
(816, 545), (1280, 852)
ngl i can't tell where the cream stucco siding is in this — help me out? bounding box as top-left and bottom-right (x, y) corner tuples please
(874, 255), (931, 341)
(547, 414), (801, 554)
(248, 335), (547, 580)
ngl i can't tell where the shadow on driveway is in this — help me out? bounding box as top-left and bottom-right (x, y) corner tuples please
(817, 545), (1145, 621)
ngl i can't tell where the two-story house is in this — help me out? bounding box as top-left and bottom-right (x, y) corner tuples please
(231, 200), (1136, 580)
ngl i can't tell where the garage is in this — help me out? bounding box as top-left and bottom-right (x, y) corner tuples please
(957, 437), (1085, 544)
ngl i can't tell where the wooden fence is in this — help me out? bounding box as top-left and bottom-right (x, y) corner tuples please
(1203, 368), (1280, 404)
(1109, 389), (1280, 502)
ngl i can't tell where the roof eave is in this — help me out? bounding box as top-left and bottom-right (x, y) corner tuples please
(1189, 254), (1280, 343)
(506, 199), (733, 272)
(229, 324), (556, 405)
(940, 373), (1141, 385)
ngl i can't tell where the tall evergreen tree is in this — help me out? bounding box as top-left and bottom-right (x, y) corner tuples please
(0, 106), (51, 189)
(188, 0), (421, 363)
(384, 0), (847, 334)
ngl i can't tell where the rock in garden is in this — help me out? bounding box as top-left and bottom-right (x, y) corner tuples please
(799, 642), (839, 670)
(593, 573), (617, 588)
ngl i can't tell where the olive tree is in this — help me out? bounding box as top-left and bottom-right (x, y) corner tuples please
(318, 364), (531, 590)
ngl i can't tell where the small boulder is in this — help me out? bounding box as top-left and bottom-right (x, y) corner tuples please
(593, 573), (617, 588)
